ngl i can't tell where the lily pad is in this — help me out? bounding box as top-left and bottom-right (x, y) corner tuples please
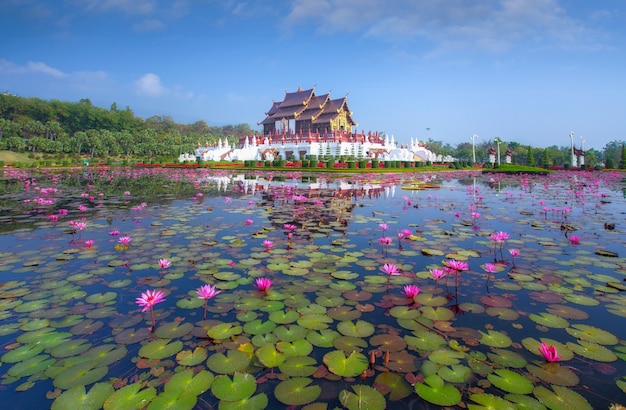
(256, 343), (286, 368)
(278, 356), (318, 377)
(533, 384), (592, 410)
(565, 324), (618, 345)
(54, 361), (109, 390)
(565, 340), (618, 362)
(487, 368), (534, 394)
(154, 321), (194, 339)
(528, 312), (569, 328)
(336, 320), (375, 337)
(339, 385), (386, 410)
(207, 323), (243, 340)
(138, 338), (183, 359)
(211, 373), (256, 402)
(52, 383), (114, 410)
(268, 310), (300, 324)
(526, 363), (579, 386)
(373, 372), (412, 401)
(479, 329), (512, 348)
(306, 329), (341, 348)
(414, 374), (461, 406)
(7, 354), (55, 377)
(103, 383), (157, 410)
(176, 347), (208, 366)
(274, 377), (321, 406)
(1, 343), (44, 363)
(206, 349), (251, 374)
(323, 350), (368, 377)
(438, 364), (471, 384)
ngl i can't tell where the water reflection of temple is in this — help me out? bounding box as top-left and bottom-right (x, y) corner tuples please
(201, 173), (389, 238)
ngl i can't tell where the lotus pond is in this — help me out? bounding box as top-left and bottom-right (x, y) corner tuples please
(0, 167), (625, 409)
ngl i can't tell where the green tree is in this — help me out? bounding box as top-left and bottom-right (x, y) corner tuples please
(542, 148), (551, 168)
(621, 143), (626, 169)
(526, 146), (535, 166)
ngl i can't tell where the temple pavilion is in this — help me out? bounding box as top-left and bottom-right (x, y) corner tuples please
(259, 87), (357, 138)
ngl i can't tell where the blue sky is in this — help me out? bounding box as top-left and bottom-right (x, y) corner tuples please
(1, 0), (624, 150)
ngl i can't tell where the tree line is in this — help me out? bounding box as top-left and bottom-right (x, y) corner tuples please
(0, 93), (623, 167)
(0, 94), (253, 159)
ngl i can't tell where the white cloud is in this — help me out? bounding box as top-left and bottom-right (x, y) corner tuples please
(134, 73), (167, 96)
(0, 59), (68, 78)
(285, 0), (602, 54)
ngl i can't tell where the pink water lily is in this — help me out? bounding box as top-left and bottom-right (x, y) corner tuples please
(84, 240), (94, 249)
(136, 289), (166, 329)
(569, 235), (581, 245)
(197, 284), (221, 319)
(158, 258), (171, 270)
(444, 259), (469, 272)
(430, 268), (446, 288)
(381, 263), (400, 276)
(118, 236), (132, 246)
(255, 277), (272, 292)
(263, 239), (273, 250)
(538, 341), (562, 362)
(402, 285), (420, 298)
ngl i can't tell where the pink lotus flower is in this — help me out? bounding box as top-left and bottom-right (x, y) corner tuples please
(283, 223), (297, 230)
(508, 249), (520, 257)
(430, 268), (446, 280)
(78, 205), (88, 212)
(109, 230), (120, 236)
(483, 263), (497, 273)
(228, 261), (236, 267)
(538, 341), (562, 362)
(197, 284), (221, 319)
(379, 237), (392, 245)
(490, 231), (510, 243)
(158, 259), (171, 270)
(255, 277), (272, 292)
(402, 285), (420, 298)
(245, 219), (253, 225)
(402, 229), (412, 237)
(381, 263), (400, 276)
(444, 259), (469, 272)
(58, 209), (68, 215)
(569, 235), (581, 245)
(118, 236), (132, 246)
(136, 289), (166, 329)
(379, 223), (389, 231)
(124, 191), (131, 195)
(84, 240), (94, 248)
(471, 212), (480, 219)
(263, 239), (273, 249)
(197, 284), (221, 300)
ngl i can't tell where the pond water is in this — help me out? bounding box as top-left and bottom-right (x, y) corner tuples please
(0, 167), (625, 409)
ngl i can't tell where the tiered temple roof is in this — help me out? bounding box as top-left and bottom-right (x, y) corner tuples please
(259, 87), (357, 135)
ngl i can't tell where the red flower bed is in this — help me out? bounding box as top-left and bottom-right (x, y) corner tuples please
(212, 163), (245, 167)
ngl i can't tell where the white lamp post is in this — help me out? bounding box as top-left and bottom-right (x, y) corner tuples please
(470, 134), (478, 163)
(494, 137), (502, 165)
(569, 131), (576, 167)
